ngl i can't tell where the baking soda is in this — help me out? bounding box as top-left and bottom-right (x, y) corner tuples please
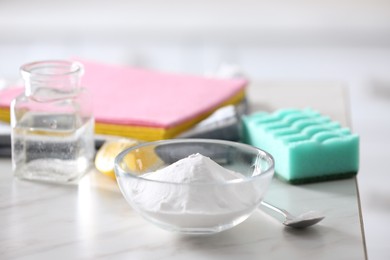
(127, 153), (260, 228)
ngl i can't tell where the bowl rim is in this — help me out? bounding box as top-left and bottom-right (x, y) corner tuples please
(114, 138), (274, 186)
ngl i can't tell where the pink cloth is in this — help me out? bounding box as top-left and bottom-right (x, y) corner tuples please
(0, 59), (247, 128)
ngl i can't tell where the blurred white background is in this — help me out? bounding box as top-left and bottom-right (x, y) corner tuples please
(1, 0), (390, 258)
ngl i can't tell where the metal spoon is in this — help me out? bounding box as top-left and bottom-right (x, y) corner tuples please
(259, 201), (325, 228)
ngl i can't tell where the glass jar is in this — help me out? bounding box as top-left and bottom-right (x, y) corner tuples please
(11, 60), (95, 183)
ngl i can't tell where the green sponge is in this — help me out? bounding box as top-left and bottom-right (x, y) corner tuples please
(242, 108), (359, 184)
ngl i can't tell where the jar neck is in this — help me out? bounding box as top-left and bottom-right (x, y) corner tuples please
(21, 60), (84, 97)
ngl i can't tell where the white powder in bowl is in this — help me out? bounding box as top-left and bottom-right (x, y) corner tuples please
(126, 153), (262, 229)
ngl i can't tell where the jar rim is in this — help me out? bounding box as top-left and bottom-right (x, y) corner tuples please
(20, 60), (83, 77)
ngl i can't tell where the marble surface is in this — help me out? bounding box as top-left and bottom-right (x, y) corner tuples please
(0, 83), (367, 259)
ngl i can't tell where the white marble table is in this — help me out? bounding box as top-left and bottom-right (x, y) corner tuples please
(0, 83), (367, 259)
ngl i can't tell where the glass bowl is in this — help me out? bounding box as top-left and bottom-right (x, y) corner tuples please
(114, 139), (274, 235)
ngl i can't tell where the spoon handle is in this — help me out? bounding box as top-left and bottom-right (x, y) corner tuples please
(259, 201), (292, 221)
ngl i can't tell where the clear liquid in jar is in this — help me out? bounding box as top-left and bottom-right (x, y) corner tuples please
(12, 113), (95, 183)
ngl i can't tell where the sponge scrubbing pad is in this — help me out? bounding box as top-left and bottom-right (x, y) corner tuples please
(242, 108), (359, 184)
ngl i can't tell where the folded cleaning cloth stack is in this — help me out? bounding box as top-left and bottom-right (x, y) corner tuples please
(242, 108), (359, 184)
(0, 59), (247, 141)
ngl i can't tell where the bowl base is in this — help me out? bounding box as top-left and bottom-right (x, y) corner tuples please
(144, 212), (252, 235)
